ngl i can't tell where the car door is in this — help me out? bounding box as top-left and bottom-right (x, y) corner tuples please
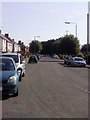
(19, 55), (25, 75)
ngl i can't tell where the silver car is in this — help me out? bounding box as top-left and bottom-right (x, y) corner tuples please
(1, 53), (25, 81)
(70, 57), (86, 67)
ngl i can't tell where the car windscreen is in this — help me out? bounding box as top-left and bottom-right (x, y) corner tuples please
(74, 58), (84, 61)
(2, 55), (19, 63)
(0, 58), (15, 71)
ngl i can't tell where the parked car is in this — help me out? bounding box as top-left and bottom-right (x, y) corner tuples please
(0, 57), (19, 97)
(70, 57), (86, 67)
(1, 53), (25, 81)
(28, 55), (38, 63)
(36, 54), (41, 60)
(64, 56), (73, 65)
(64, 56), (69, 64)
(52, 54), (59, 59)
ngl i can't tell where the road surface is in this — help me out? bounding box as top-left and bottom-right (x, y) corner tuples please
(2, 56), (88, 118)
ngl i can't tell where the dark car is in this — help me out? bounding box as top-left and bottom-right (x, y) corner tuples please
(64, 56), (73, 65)
(28, 55), (38, 63)
(64, 56), (69, 64)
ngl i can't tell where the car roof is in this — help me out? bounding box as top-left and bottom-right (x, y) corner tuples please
(0, 56), (14, 60)
(0, 52), (21, 56)
(73, 57), (83, 59)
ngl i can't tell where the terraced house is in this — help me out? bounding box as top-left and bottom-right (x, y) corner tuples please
(0, 30), (21, 53)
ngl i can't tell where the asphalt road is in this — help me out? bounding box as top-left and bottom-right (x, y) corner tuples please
(2, 56), (89, 118)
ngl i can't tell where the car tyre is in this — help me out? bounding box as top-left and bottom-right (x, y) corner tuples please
(19, 75), (22, 81)
(22, 72), (25, 77)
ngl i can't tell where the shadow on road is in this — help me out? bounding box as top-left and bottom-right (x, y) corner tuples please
(39, 60), (61, 62)
(58, 62), (87, 68)
(0, 94), (15, 101)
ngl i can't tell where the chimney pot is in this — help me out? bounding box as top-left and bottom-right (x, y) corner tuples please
(5, 33), (9, 38)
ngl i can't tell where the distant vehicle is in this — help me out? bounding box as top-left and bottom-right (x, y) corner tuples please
(36, 54), (41, 60)
(52, 54), (59, 59)
(64, 56), (69, 64)
(1, 53), (25, 81)
(70, 57), (86, 67)
(28, 55), (38, 63)
(64, 56), (73, 65)
(0, 57), (19, 97)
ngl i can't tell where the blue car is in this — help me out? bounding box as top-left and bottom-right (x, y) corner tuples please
(0, 57), (19, 97)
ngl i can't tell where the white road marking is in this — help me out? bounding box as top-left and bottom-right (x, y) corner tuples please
(74, 85), (90, 94)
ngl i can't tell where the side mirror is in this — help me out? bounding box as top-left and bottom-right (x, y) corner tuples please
(17, 69), (22, 76)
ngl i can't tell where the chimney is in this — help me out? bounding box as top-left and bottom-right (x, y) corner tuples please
(0, 30), (1, 34)
(5, 33), (9, 38)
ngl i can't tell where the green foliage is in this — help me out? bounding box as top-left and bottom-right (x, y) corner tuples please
(58, 35), (80, 55)
(77, 53), (84, 58)
(85, 54), (90, 65)
(81, 44), (90, 53)
(40, 39), (55, 55)
(58, 54), (63, 59)
(29, 40), (42, 54)
(58, 54), (67, 59)
(39, 34), (80, 56)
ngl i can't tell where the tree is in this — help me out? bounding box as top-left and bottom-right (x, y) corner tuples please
(29, 40), (42, 54)
(58, 35), (80, 55)
(52, 41), (60, 54)
(40, 39), (55, 55)
(81, 44), (90, 53)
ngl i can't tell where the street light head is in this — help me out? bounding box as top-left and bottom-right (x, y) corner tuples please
(65, 22), (70, 24)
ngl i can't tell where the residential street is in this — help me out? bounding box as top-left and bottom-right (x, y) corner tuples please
(2, 56), (88, 118)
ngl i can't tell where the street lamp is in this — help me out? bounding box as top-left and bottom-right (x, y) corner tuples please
(65, 22), (77, 38)
(34, 36), (40, 40)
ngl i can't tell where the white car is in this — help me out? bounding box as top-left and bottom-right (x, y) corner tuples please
(1, 53), (25, 81)
(70, 57), (86, 67)
(52, 54), (59, 59)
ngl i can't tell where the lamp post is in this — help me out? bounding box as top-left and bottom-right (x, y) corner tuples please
(34, 36), (40, 40)
(65, 22), (77, 38)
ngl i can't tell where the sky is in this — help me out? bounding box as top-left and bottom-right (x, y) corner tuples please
(0, 1), (89, 46)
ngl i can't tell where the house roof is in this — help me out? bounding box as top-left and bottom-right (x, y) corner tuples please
(0, 33), (12, 43)
(0, 33), (17, 44)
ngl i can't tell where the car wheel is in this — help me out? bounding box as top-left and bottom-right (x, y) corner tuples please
(22, 72), (25, 77)
(13, 90), (18, 97)
(19, 75), (22, 81)
(70, 63), (73, 67)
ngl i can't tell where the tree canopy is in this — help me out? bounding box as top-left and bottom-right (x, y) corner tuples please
(81, 44), (90, 53)
(29, 40), (42, 54)
(40, 35), (80, 55)
(57, 35), (80, 55)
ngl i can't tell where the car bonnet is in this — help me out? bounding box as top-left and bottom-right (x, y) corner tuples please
(0, 71), (16, 82)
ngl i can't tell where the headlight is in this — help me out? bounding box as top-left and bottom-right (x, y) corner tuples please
(8, 76), (17, 84)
